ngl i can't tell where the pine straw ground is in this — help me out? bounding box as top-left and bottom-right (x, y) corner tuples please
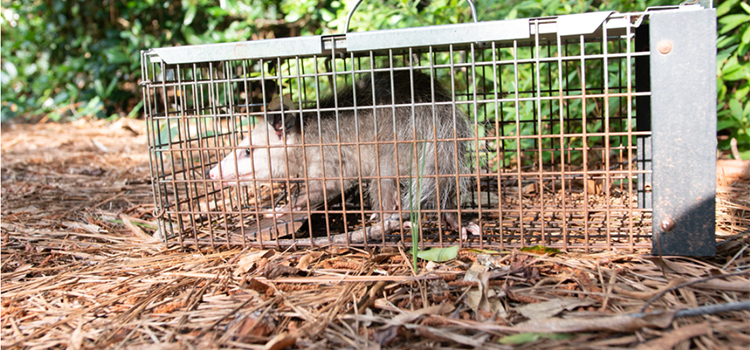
(1, 120), (749, 350)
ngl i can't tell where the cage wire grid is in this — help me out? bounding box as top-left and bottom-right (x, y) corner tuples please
(141, 8), (714, 253)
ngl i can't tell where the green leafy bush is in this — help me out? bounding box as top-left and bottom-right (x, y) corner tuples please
(716, 0), (750, 159)
(0, 0), (318, 121)
(2, 0), (746, 160)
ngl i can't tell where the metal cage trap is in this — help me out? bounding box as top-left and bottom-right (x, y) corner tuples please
(141, 4), (717, 255)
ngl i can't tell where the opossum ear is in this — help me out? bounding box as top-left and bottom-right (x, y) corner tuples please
(267, 95), (298, 139)
(271, 112), (297, 139)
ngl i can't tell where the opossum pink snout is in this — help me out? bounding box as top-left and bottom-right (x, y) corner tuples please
(206, 147), (248, 186)
(207, 166), (227, 182)
(207, 165), (233, 186)
(207, 136), (278, 186)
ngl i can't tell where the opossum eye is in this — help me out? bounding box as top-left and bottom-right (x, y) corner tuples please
(244, 148), (251, 157)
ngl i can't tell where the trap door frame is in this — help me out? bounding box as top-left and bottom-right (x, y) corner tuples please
(642, 8), (717, 256)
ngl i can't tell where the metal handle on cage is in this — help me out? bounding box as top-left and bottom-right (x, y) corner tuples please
(343, 0), (479, 33)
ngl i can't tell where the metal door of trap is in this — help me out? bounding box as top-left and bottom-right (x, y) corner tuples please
(141, 4), (716, 255)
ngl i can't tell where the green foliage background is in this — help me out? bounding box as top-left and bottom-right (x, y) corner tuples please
(1, 0), (748, 157)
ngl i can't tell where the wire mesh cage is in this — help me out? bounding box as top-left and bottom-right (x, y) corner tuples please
(141, 5), (716, 255)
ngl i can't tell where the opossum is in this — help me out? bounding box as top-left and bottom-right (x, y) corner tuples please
(209, 70), (475, 236)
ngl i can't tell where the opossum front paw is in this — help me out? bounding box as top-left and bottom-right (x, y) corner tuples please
(460, 222), (480, 241)
(263, 206), (298, 218)
(402, 221), (413, 230)
(264, 212), (285, 219)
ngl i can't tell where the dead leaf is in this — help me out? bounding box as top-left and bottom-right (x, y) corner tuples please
(246, 278), (271, 294)
(475, 253), (511, 269)
(120, 214), (156, 241)
(388, 303), (455, 326)
(265, 332), (295, 350)
(504, 284), (541, 304)
(411, 325), (488, 347)
(234, 250), (272, 276)
(328, 247), (350, 255)
(265, 263), (301, 279)
(91, 139), (109, 152)
(296, 253), (313, 270)
(67, 323), (83, 350)
(516, 298), (596, 321)
(63, 221), (102, 234)
(371, 325), (400, 346)
(10, 264), (32, 282)
(516, 311), (676, 333)
(693, 279), (750, 292)
(463, 262), (489, 282)
(614, 278), (688, 300)
(465, 271), (505, 318)
(123, 343), (184, 350)
(373, 298), (400, 313)
(645, 258), (704, 277)
(238, 315), (274, 338)
(636, 322), (709, 350)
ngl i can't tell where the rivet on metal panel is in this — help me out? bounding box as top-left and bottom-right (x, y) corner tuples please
(661, 219), (675, 232)
(657, 40), (673, 54)
(644, 184), (652, 192)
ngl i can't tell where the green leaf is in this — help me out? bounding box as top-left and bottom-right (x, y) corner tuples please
(741, 1), (750, 15)
(719, 14), (750, 34)
(718, 44), (739, 60)
(157, 122), (180, 148)
(320, 8), (335, 22)
(94, 78), (105, 96)
(128, 100), (144, 118)
(103, 47), (129, 64)
(284, 11), (302, 22)
(520, 245), (561, 255)
(3, 61), (17, 80)
(717, 0), (739, 17)
(507, 8), (518, 20)
(466, 248), (502, 254)
(105, 76), (119, 97)
(735, 84), (750, 102)
(499, 332), (575, 345)
(53, 92), (69, 104)
(416, 245), (459, 262)
(47, 111), (63, 122)
(717, 118), (739, 131)
(730, 99), (743, 120)
(183, 4), (197, 26)
(77, 96), (104, 118)
(23, 63), (37, 76)
(724, 65), (750, 81)
(723, 54), (740, 70)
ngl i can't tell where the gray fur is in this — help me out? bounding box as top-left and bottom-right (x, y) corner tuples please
(210, 70), (473, 231)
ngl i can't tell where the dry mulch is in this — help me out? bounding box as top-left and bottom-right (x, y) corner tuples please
(2, 120), (749, 350)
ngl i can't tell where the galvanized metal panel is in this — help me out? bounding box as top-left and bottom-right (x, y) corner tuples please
(557, 11), (613, 36)
(528, 11), (628, 37)
(150, 36), (324, 64)
(346, 19), (530, 51)
(649, 9), (716, 256)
